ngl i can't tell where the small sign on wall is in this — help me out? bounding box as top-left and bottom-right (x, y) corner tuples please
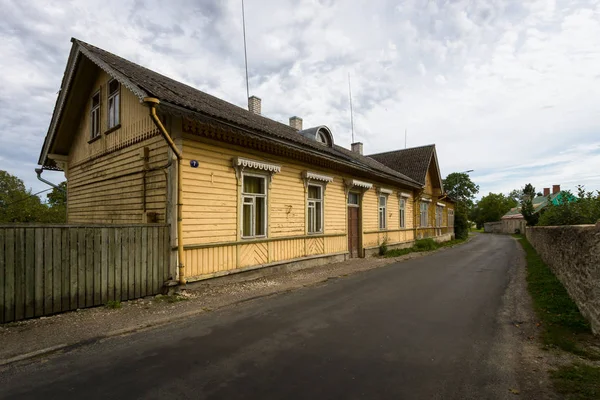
(190, 160), (199, 168)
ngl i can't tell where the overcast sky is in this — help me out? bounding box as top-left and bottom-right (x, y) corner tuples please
(1, 0), (599, 200)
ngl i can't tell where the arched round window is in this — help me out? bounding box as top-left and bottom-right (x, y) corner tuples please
(316, 131), (328, 145)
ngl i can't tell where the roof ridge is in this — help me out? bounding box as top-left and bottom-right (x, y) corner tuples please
(367, 144), (435, 157)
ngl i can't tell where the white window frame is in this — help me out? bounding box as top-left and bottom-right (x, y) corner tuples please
(107, 79), (120, 129)
(420, 202), (429, 227)
(307, 184), (324, 234)
(241, 173), (268, 239)
(379, 194), (388, 230)
(448, 209), (454, 227)
(399, 198), (406, 228)
(436, 205), (443, 227)
(90, 90), (100, 139)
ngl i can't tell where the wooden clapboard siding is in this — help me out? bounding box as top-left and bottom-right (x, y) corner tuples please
(65, 67), (170, 225)
(269, 238), (306, 263)
(362, 189), (378, 234)
(0, 224), (169, 324)
(67, 134), (169, 224)
(270, 164), (306, 237)
(324, 178), (346, 234)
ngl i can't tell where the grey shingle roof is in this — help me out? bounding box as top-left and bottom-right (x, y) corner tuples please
(62, 39), (421, 187)
(367, 145), (435, 185)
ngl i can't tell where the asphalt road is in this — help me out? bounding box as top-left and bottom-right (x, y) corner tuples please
(1, 234), (522, 400)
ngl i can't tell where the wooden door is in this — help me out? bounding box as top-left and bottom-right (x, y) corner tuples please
(347, 206), (359, 258)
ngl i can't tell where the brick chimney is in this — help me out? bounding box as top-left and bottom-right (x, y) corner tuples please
(543, 188), (550, 196)
(289, 116), (302, 130)
(552, 184), (561, 194)
(248, 96), (261, 115)
(351, 142), (363, 155)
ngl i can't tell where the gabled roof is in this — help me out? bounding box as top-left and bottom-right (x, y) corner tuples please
(502, 192), (569, 219)
(39, 38), (422, 188)
(367, 144), (443, 189)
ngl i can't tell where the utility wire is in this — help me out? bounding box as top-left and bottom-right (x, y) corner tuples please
(1, 188), (53, 208)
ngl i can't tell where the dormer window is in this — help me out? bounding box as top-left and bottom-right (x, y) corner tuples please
(316, 131), (328, 145)
(107, 79), (120, 129)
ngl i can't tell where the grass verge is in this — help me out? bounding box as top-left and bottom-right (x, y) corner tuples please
(384, 237), (466, 258)
(513, 234), (600, 399)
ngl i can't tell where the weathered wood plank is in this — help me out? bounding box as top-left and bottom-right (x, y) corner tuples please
(153, 227), (160, 293)
(85, 228), (94, 307)
(93, 229), (102, 306)
(70, 229), (78, 310)
(148, 227), (155, 294)
(34, 228), (44, 317)
(53, 228), (62, 313)
(107, 228), (115, 302)
(78, 228), (86, 308)
(140, 226), (148, 297)
(101, 228), (109, 304)
(115, 228), (122, 301)
(121, 228), (129, 301)
(44, 228), (53, 315)
(0, 229), (5, 323)
(164, 227), (170, 283)
(14, 228), (25, 321)
(61, 228), (69, 312)
(25, 228), (35, 319)
(4, 229), (15, 322)
(135, 226), (143, 299)
(128, 227), (136, 300)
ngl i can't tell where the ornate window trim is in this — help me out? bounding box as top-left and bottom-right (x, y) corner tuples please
(436, 202), (446, 207)
(420, 197), (432, 203)
(378, 187), (393, 195)
(302, 171), (333, 188)
(233, 157), (281, 181)
(344, 179), (373, 192)
(398, 192), (411, 198)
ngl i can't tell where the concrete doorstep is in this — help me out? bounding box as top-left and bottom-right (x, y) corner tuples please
(0, 238), (469, 368)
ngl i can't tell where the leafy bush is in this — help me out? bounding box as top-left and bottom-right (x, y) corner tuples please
(538, 186), (600, 226)
(453, 208), (470, 239)
(413, 238), (438, 251)
(378, 238), (388, 256)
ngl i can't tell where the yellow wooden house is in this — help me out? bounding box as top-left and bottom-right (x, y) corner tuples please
(38, 38), (454, 285)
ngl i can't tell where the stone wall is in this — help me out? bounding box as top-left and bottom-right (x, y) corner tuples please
(526, 224), (600, 335)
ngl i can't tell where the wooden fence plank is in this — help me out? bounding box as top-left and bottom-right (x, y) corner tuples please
(163, 227), (170, 283)
(101, 228), (109, 304)
(25, 228), (35, 319)
(151, 227), (159, 293)
(115, 228), (122, 302)
(85, 229), (94, 307)
(14, 228), (25, 321)
(157, 227), (164, 287)
(141, 226), (148, 298)
(4, 229), (15, 322)
(128, 228), (136, 300)
(34, 228), (44, 317)
(121, 228), (129, 301)
(77, 228), (86, 308)
(70, 229), (78, 310)
(147, 227), (154, 294)
(0, 229), (5, 323)
(93, 229), (102, 306)
(135, 226), (143, 299)
(53, 228), (62, 313)
(44, 228), (53, 315)
(62, 229), (69, 311)
(107, 228), (115, 302)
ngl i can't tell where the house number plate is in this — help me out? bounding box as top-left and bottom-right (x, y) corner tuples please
(190, 160), (199, 168)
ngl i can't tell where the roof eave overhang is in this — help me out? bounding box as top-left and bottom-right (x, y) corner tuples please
(160, 101), (421, 189)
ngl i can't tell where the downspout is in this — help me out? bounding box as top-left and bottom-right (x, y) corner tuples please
(143, 97), (186, 286)
(35, 168), (65, 193)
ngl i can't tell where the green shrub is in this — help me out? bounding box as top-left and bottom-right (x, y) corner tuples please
(105, 300), (122, 309)
(413, 238), (438, 251)
(378, 238), (388, 256)
(453, 208), (470, 239)
(538, 186), (600, 226)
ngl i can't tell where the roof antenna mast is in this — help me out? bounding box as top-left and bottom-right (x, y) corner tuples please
(242, 0), (250, 104)
(405, 128), (407, 149)
(348, 73), (355, 143)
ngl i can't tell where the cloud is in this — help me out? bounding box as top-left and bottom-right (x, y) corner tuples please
(0, 0), (599, 199)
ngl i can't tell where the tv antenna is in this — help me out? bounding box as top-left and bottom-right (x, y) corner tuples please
(348, 73), (355, 142)
(242, 0), (250, 103)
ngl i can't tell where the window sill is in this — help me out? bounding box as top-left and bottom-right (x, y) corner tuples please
(104, 124), (121, 135)
(308, 231), (324, 236)
(88, 135), (102, 144)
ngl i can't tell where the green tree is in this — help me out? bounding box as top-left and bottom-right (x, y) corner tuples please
(44, 182), (67, 223)
(471, 193), (517, 229)
(519, 183), (539, 226)
(442, 172), (479, 210)
(0, 170), (49, 223)
(538, 186), (600, 226)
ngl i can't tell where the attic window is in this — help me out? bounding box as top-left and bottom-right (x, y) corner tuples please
(90, 91), (100, 139)
(316, 131), (328, 145)
(108, 79), (120, 129)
